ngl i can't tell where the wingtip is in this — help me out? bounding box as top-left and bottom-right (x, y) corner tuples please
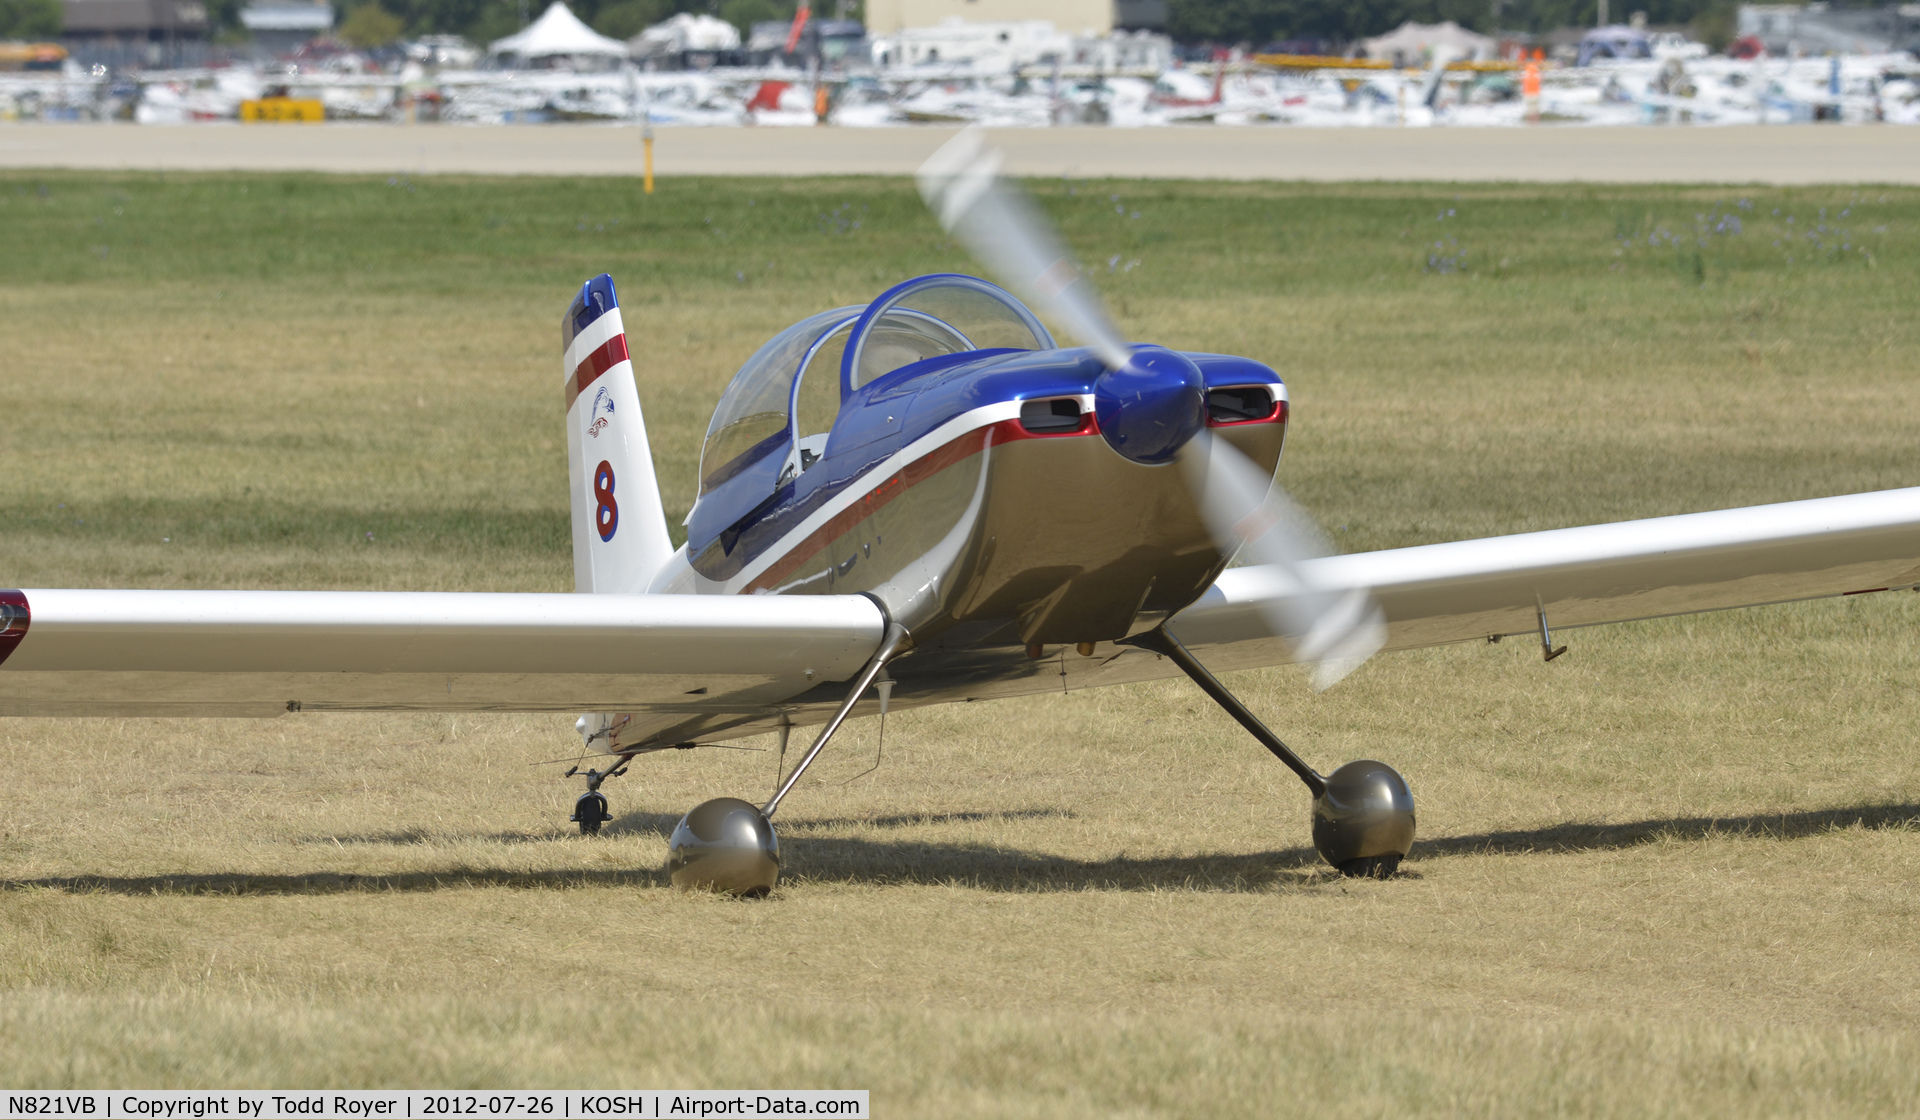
(0, 589), (29, 668)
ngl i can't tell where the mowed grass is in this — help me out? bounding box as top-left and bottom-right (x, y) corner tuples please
(2, 170), (1919, 1114)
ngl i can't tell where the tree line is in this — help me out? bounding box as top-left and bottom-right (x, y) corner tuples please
(7, 0), (1888, 55)
(314, 0), (1743, 50)
(0, 0), (62, 40)
(240, 0), (806, 50)
(1163, 1), (1750, 46)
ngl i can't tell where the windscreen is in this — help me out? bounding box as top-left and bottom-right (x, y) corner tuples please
(844, 277), (1052, 393)
(699, 306), (863, 496)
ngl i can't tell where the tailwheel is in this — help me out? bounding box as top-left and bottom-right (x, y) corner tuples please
(564, 753), (633, 836)
(571, 789), (612, 836)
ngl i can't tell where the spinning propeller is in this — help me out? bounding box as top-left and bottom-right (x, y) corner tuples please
(916, 128), (1387, 690)
(915, 130), (1413, 880)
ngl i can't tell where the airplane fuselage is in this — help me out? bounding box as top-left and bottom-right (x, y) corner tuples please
(655, 344), (1288, 664)
(577, 272), (1294, 752)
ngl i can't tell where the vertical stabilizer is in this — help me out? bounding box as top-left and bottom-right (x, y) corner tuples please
(563, 274), (672, 594)
(1418, 47), (1458, 109)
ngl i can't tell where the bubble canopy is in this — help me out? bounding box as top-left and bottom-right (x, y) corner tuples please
(841, 274), (1054, 396)
(698, 305), (860, 497)
(697, 276), (1053, 497)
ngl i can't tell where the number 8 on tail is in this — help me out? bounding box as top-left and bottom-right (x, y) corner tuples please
(593, 461), (618, 542)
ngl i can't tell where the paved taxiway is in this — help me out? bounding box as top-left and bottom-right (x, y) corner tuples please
(1, 123), (1915, 183)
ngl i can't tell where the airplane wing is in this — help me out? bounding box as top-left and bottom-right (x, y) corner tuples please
(1169, 487), (1920, 668)
(7, 488), (1917, 725)
(0, 590), (886, 718)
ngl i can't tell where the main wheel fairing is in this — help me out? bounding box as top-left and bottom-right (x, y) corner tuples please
(1311, 759), (1416, 871)
(668, 796), (781, 896)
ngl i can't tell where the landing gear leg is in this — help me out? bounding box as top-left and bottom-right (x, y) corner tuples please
(668, 622), (911, 895)
(566, 753), (634, 836)
(1128, 629), (1416, 878)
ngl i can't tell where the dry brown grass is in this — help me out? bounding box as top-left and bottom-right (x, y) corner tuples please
(1, 173), (1918, 1113)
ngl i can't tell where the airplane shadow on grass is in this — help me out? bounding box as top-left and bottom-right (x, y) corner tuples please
(293, 807), (1073, 849)
(6, 802), (1917, 898)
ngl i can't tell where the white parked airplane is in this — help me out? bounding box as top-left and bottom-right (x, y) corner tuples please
(3, 132), (1917, 895)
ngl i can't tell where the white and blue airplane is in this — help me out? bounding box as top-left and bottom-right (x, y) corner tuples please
(4, 132), (1918, 894)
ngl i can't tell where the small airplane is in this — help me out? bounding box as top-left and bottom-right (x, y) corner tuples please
(4, 131), (1919, 896)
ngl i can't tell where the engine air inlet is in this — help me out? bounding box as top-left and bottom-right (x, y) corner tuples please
(1019, 397), (1086, 434)
(1206, 386), (1280, 425)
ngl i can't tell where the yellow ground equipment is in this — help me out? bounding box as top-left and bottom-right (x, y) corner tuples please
(240, 98), (326, 122)
(0, 42), (67, 71)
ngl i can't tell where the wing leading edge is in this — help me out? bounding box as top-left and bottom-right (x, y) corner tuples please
(1171, 487), (1920, 666)
(0, 590), (887, 718)
(6, 489), (1917, 721)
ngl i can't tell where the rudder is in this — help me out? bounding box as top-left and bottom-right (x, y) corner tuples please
(563, 274), (672, 594)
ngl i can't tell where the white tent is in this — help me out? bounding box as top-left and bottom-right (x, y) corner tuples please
(488, 2), (628, 61)
(1359, 21), (1496, 66)
(630, 12), (741, 58)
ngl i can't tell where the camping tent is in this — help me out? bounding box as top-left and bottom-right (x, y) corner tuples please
(489, 2), (628, 64)
(1358, 20), (1496, 66)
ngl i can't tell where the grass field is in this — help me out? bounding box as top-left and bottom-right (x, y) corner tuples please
(2, 169), (1919, 1115)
